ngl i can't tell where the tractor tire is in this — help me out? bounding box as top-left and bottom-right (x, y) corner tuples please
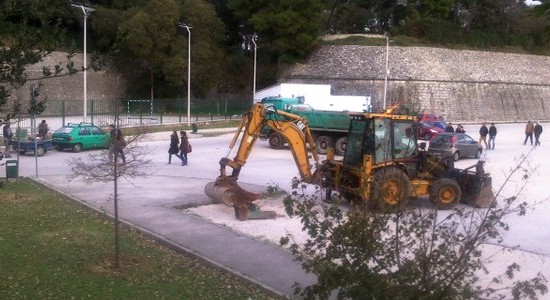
(268, 132), (285, 149)
(429, 178), (461, 210)
(315, 135), (334, 155)
(335, 137), (347, 156)
(372, 168), (411, 210)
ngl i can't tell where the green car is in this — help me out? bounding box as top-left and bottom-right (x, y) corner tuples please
(52, 123), (110, 152)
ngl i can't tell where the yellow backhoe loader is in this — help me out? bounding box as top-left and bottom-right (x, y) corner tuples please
(205, 104), (494, 220)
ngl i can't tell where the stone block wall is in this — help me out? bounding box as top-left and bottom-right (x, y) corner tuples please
(10, 51), (126, 116)
(287, 45), (550, 123)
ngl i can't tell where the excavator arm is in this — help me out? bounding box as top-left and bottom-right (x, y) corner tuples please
(205, 103), (321, 220)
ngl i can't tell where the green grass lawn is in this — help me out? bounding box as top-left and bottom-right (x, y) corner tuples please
(0, 179), (280, 299)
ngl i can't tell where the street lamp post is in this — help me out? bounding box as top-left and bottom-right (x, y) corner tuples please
(179, 23), (192, 127)
(251, 33), (258, 105)
(383, 34), (389, 110)
(70, 3), (96, 122)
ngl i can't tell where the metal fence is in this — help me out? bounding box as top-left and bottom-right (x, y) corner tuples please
(11, 98), (249, 130)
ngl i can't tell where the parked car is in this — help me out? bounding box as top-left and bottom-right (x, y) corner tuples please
(417, 113), (441, 123)
(52, 123), (110, 152)
(428, 132), (482, 161)
(417, 121), (444, 140)
(424, 120), (448, 131)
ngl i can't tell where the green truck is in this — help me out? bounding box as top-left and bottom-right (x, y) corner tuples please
(259, 97), (352, 155)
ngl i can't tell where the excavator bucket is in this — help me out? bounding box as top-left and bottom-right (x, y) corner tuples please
(452, 161), (495, 208)
(204, 180), (277, 220)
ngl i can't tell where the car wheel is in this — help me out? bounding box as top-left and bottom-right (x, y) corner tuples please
(315, 136), (334, 155)
(36, 145), (46, 156)
(268, 132), (285, 149)
(73, 144), (83, 153)
(453, 151), (460, 161)
(475, 148), (482, 159)
(19, 149), (26, 155)
(429, 178), (461, 210)
(334, 137), (347, 156)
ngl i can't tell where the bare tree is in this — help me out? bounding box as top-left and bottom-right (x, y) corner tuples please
(67, 127), (153, 268)
(281, 148), (548, 299)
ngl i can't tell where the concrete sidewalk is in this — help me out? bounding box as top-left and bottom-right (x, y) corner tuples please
(24, 127), (317, 298)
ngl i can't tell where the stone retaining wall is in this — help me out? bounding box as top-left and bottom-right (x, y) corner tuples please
(287, 45), (550, 123)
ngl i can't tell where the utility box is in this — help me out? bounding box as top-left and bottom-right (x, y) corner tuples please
(6, 160), (18, 178)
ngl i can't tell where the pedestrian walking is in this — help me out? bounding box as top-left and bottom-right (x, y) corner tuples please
(523, 120), (535, 145)
(534, 121), (543, 146)
(38, 120), (49, 138)
(445, 122), (454, 133)
(488, 123), (497, 150)
(2, 122), (13, 158)
(108, 124), (126, 163)
(179, 131), (190, 166)
(455, 124), (465, 134)
(479, 123), (488, 148)
(168, 130), (182, 164)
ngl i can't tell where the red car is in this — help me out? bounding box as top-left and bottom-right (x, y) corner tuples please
(417, 121), (444, 140)
(417, 113), (441, 123)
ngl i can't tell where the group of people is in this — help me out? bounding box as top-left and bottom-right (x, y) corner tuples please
(444, 122), (465, 134)
(523, 120), (544, 146)
(1, 120), (49, 158)
(477, 121), (544, 150)
(168, 130), (191, 166)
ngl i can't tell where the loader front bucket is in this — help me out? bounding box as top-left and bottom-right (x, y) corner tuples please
(205, 179), (278, 220)
(451, 161), (495, 208)
(205, 180), (260, 207)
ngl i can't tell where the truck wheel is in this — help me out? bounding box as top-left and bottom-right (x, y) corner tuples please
(55, 145), (63, 151)
(335, 137), (347, 156)
(268, 132), (285, 149)
(36, 145), (46, 156)
(429, 178), (461, 209)
(73, 143), (83, 153)
(315, 136), (334, 155)
(372, 168), (411, 210)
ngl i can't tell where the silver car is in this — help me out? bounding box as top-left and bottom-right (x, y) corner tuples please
(428, 132), (482, 161)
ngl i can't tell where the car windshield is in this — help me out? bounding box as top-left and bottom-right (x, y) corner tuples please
(430, 134), (452, 146)
(55, 127), (74, 134)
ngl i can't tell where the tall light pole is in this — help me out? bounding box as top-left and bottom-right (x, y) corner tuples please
(70, 3), (96, 122)
(179, 23), (192, 126)
(383, 34), (390, 110)
(251, 33), (258, 105)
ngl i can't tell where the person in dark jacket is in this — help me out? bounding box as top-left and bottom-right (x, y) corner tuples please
(479, 123), (489, 149)
(179, 131), (189, 166)
(108, 124), (126, 163)
(455, 124), (465, 134)
(2, 122), (13, 158)
(445, 122), (455, 132)
(488, 123), (497, 150)
(534, 121), (543, 146)
(168, 131), (182, 164)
